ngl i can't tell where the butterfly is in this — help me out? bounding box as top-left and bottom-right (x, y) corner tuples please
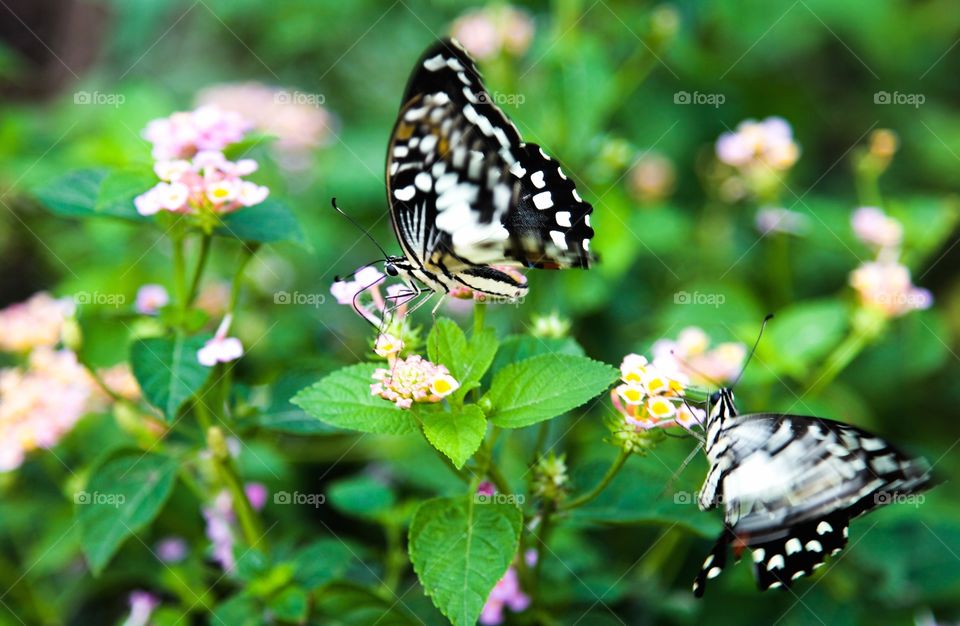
(373, 38), (594, 314)
(690, 386), (937, 597)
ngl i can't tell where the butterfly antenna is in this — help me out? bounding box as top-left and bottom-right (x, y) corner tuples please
(331, 197), (391, 260)
(669, 349), (721, 391)
(731, 313), (774, 390)
(351, 273), (388, 330)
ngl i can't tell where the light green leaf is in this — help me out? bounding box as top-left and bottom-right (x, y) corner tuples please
(314, 583), (420, 625)
(216, 198), (304, 244)
(290, 538), (357, 589)
(266, 586), (308, 622)
(291, 363), (417, 434)
(766, 299), (849, 378)
(409, 496), (522, 626)
(421, 404), (487, 468)
(328, 475), (396, 520)
(484, 354), (618, 428)
(211, 594), (261, 626)
(35, 167), (154, 222)
(130, 334), (212, 422)
(490, 334), (584, 376)
(76, 452), (178, 575)
(428, 318), (499, 401)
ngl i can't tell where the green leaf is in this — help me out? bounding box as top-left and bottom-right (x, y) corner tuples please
(484, 354), (618, 429)
(490, 334), (584, 376)
(765, 299), (849, 378)
(428, 318), (499, 401)
(211, 594), (261, 626)
(35, 167), (153, 222)
(76, 452), (178, 575)
(291, 363), (417, 434)
(267, 586), (308, 622)
(409, 496), (522, 626)
(421, 404), (487, 469)
(216, 198), (304, 244)
(314, 583), (420, 625)
(290, 538), (357, 589)
(130, 334), (212, 422)
(328, 475), (396, 520)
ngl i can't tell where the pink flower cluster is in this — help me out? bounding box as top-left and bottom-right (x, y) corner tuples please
(203, 483), (267, 572)
(651, 326), (747, 386)
(716, 117), (800, 171)
(0, 348), (97, 471)
(135, 150), (269, 217)
(480, 550), (536, 625)
(370, 355), (460, 409)
(0, 292), (73, 352)
(611, 354), (703, 432)
(451, 5), (534, 60)
(143, 105), (252, 160)
(848, 207), (931, 318)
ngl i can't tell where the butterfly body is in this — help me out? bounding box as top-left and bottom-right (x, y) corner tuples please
(692, 389), (935, 596)
(382, 38), (594, 303)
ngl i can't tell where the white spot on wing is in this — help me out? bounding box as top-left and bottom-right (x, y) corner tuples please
(786, 538), (802, 555)
(509, 161), (527, 178)
(423, 54), (446, 71)
(419, 134), (438, 154)
(555, 211), (572, 227)
(414, 172), (433, 192)
(393, 186), (415, 201)
(707, 567), (722, 579)
(572, 189), (583, 202)
(549, 230), (568, 250)
(817, 521), (833, 535)
(752, 549), (765, 563)
(806, 540), (822, 552)
(533, 191), (553, 210)
(767, 554), (785, 570)
(530, 171), (546, 188)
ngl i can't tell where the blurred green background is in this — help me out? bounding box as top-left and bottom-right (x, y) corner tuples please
(2, 0), (960, 624)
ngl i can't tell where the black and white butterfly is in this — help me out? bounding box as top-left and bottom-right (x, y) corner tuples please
(375, 38), (594, 313)
(691, 387), (936, 597)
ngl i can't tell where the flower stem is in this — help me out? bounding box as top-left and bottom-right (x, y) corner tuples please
(473, 300), (487, 335)
(172, 234), (187, 326)
(558, 449), (630, 511)
(187, 233), (213, 306)
(806, 309), (885, 397)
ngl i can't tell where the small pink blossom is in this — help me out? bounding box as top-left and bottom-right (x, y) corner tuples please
(155, 536), (188, 563)
(135, 284), (169, 315)
(123, 590), (160, 626)
(716, 117), (799, 171)
(203, 490), (236, 571)
(452, 5), (535, 60)
(374, 334), (404, 359)
(198, 315), (243, 366)
(370, 355), (459, 409)
(143, 105), (252, 160)
(477, 481), (496, 497)
(652, 327), (746, 386)
(245, 482), (268, 511)
(852, 206), (903, 249)
(850, 260), (932, 318)
(480, 564), (531, 625)
(628, 153), (676, 202)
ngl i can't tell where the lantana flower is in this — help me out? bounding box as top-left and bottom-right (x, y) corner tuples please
(134, 284), (170, 315)
(331, 266), (418, 333)
(142, 105), (252, 160)
(451, 5), (534, 60)
(610, 353), (703, 435)
(197, 315), (244, 366)
(123, 590), (160, 626)
(651, 326), (747, 386)
(755, 206), (809, 236)
(135, 150), (269, 217)
(851, 206), (903, 250)
(0, 292), (74, 352)
(370, 355), (459, 409)
(850, 260), (931, 318)
(716, 117), (800, 172)
(628, 152), (676, 203)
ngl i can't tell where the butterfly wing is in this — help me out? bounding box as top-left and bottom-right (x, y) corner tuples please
(693, 412), (934, 595)
(386, 39), (594, 296)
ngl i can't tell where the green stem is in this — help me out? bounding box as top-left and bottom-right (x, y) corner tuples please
(559, 449), (630, 511)
(172, 234), (187, 324)
(382, 522), (405, 594)
(473, 301), (487, 336)
(806, 310), (885, 397)
(187, 233), (213, 306)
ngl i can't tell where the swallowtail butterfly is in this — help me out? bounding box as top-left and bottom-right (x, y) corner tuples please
(691, 387), (936, 596)
(379, 38), (595, 309)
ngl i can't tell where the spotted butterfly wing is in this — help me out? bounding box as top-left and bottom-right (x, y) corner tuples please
(692, 391), (936, 596)
(386, 38), (594, 299)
